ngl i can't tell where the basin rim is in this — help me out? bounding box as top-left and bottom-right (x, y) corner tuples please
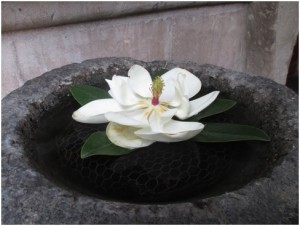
(2, 57), (298, 224)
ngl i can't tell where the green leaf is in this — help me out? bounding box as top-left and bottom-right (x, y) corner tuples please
(81, 131), (135, 158)
(193, 123), (271, 142)
(187, 99), (236, 121)
(70, 84), (110, 106)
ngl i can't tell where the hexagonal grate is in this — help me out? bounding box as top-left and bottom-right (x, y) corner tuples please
(56, 121), (235, 202)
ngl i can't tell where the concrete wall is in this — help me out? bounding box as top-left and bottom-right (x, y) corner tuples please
(2, 2), (298, 97)
(245, 2), (298, 84)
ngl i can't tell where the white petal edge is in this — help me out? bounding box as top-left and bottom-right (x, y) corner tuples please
(72, 99), (123, 124)
(162, 68), (201, 98)
(128, 65), (153, 98)
(106, 122), (155, 149)
(187, 91), (220, 118)
(148, 107), (177, 132)
(174, 97), (190, 120)
(105, 109), (149, 128)
(159, 79), (176, 103)
(166, 82), (184, 107)
(106, 75), (139, 106)
(135, 120), (204, 142)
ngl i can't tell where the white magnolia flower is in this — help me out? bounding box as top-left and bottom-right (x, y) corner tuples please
(72, 65), (219, 149)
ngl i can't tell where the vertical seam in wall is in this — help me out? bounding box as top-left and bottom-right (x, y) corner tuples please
(167, 16), (173, 61)
(244, 3), (253, 74)
(241, 5), (248, 71)
(273, 3), (280, 83)
(12, 41), (25, 87)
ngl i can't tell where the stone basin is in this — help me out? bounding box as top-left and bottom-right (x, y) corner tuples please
(2, 57), (298, 224)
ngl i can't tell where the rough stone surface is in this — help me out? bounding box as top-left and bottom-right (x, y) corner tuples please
(245, 2), (298, 84)
(273, 2), (299, 84)
(2, 3), (249, 97)
(2, 3), (298, 97)
(171, 4), (247, 71)
(2, 57), (298, 224)
(2, 2), (229, 32)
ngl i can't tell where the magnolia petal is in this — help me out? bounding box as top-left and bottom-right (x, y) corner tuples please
(128, 65), (153, 98)
(174, 96), (190, 120)
(136, 120), (204, 142)
(106, 122), (155, 149)
(72, 99), (123, 124)
(162, 68), (201, 98)
(148, 107), (177, 132)
(166, 83), (183, 108)
(176, 72), (189, 97)
(105, 108), (149, 128)
(106, 75), (139, 106)
(159, 79), (176, 103)
(187, 91), (220, 118)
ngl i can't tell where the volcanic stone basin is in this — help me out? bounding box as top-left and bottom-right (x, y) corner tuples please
(2, 58), (298, 224)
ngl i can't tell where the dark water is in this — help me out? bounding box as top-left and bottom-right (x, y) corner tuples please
(27, 97), (270, 204)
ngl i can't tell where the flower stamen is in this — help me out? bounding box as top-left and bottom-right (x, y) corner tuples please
(151, 76), (164, 106)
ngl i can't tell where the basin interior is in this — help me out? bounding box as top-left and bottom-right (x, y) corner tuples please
(19, 79), (276, 204)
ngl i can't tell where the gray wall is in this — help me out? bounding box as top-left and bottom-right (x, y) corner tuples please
(2, 2), (298, 97)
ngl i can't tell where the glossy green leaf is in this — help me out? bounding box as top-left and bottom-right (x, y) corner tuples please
(187, 98), (236, 121)
(70, 84), (110, 106)
(81, 131), (135, 158)
(193, 123), (271, 142)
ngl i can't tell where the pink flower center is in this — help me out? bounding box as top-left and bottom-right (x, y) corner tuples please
(152, 97), (159, 106)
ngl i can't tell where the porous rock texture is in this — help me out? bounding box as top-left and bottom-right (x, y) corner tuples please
(2, 57), (298, 224)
